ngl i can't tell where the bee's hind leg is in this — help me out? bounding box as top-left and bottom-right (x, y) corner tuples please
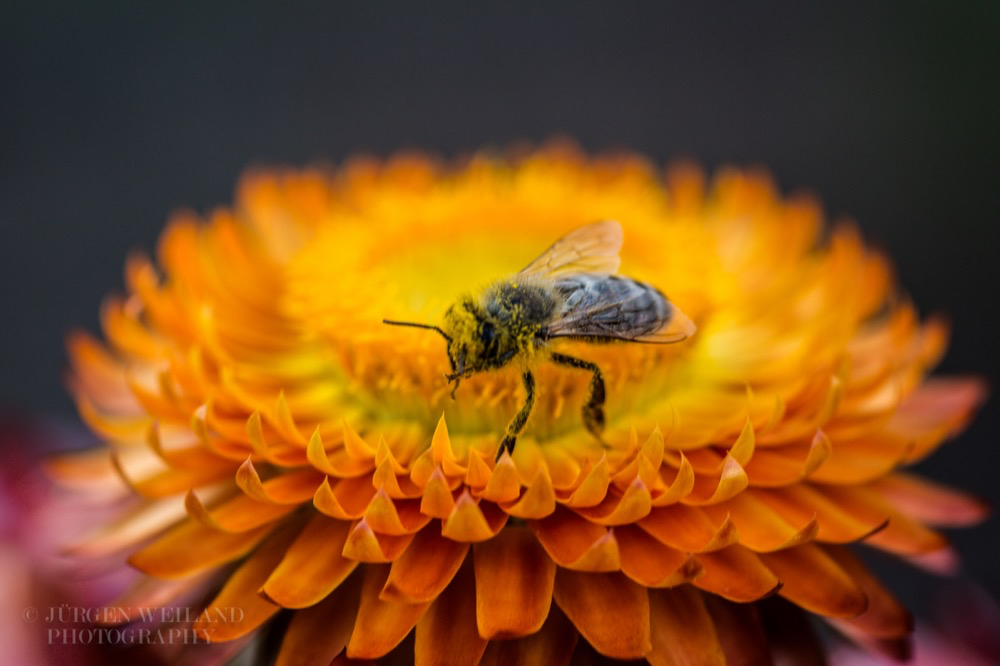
(550, 352), (606, 441)
(498, 370), (536, 461)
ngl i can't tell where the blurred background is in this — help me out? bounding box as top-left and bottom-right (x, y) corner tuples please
(1, 0), (998, 636)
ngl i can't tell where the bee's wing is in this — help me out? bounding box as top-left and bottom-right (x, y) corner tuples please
(545, 276), (696, 344)
(519, 220), (624, 278)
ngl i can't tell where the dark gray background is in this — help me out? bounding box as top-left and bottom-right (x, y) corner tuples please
(2, 0), (998, 621)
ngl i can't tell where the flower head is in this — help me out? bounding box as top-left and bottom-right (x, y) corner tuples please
(61, 145), (986, 663)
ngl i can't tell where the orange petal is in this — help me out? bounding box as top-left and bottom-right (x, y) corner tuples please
(346, 565), (430, 659)
(530, 507), (620, 572)
(277, 571), (363, 666)
(341, 519), (415, 562)
(430, 414), (466, 476)
(257, 468), (325, 504)
(616, 524), (699, 588)
(651, 453), (695, 506)
(373, 451), (423, 499)
(503, 466), (556, 519)
(760, 543), (868, 618)
(110, 449), (228, 499)
(414, 558), (487, 666)
(464, 449), (493, 491)
(806, 434), (909, 485)
(343, 420), (376, 460)
(872, 473), (989, 527)
(639, 504), (738, 553)
(647, 586), (726, 666)
(194, 526), (295, 641)
(364, 492), (432, 536)
(420, 467), (458, 518)
(574, 478), (652, 525)
(441, 493), (508, 542)
(480, 451), (521, 503)
(185, 490), (299, 533)
(753, 485), (887, 543)
(261, 512), (357, 608)
(381, 527), (469, 603)
(128, 518), (271, 579)
(477, 605), (578, 666)
(313, 476), (378, 520)
(818, 484), (948, 555)
(684, 454), (748, 505)
(473, 526), (556, 639)
(702, 491), (817, 552)
(890, 377), (985, 442)
(693, 545), (781, 603)
(823, 545), (912, 638)
(745, 429), (831, 487)
(553, 569), (651, 659)
(561, 454), (611, 508)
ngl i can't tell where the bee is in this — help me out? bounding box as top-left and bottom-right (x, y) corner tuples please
(384, 220), (695, 460)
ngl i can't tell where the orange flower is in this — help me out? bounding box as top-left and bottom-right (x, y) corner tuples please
(58, 145), (987, 664)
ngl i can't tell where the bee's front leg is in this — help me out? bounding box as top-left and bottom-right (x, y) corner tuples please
(550, 352), (605, 439)
(498, 370), (535, 460)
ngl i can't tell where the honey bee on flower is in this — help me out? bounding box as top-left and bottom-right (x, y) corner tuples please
(385, 220), (696, 460)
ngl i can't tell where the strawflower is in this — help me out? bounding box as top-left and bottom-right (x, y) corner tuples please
(55, 145), (987, 664)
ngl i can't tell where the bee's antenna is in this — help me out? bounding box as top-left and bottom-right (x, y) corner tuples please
(383, 319), (453, 343)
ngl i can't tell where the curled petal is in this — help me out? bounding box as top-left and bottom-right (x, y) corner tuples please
(574, 478), (652, 525)
(313, 476), (378, 520)
(530, 507), (620, 572)
(639, 504), (738, 553)
(342, 519), (414, 562)
(441, 493), (508, 542)
(503, 466), (556, 519)
(364, 492), (432, 536)
(480, 451), (521, 503)
(560, 455), (611, 508)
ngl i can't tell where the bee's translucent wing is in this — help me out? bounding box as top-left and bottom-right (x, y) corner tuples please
(519, 220), (624, 278)
(544, 275), (696, 344)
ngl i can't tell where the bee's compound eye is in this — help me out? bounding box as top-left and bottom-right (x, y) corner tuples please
(480, 321), (496, 345)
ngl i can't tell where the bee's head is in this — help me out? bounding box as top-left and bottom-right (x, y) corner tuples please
(441, 297), (493, 381)
(384, 297), (505, 399)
